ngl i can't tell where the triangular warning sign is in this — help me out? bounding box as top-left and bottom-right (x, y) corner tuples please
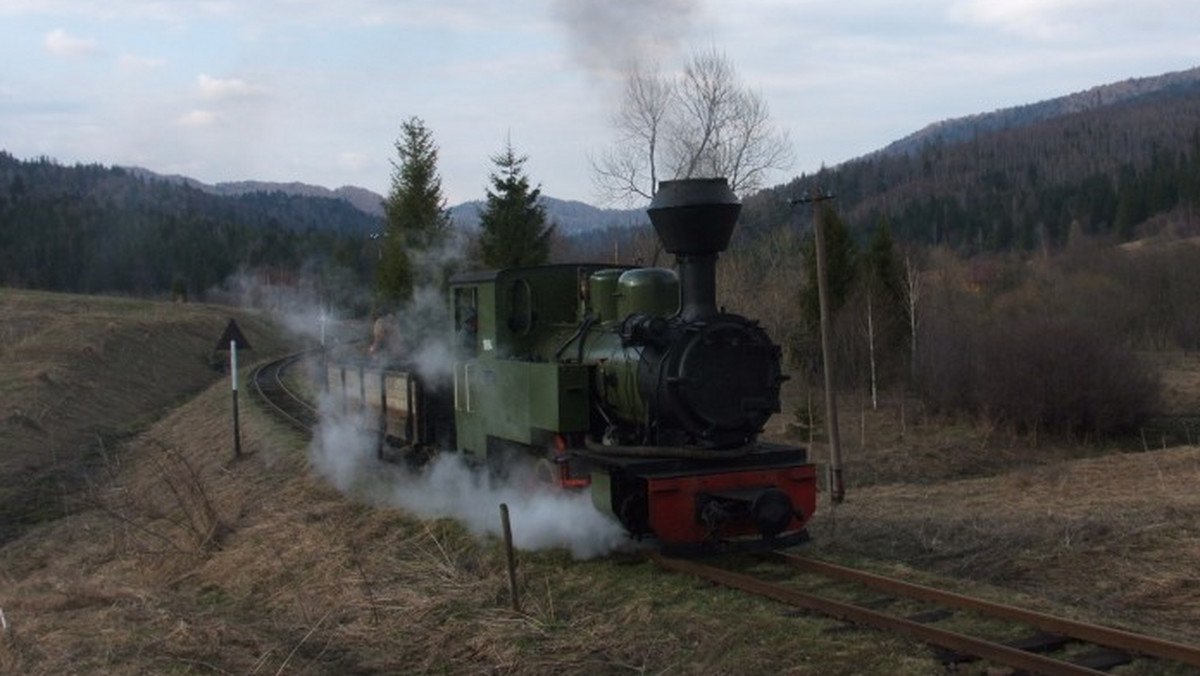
(214, 319), (253, 352)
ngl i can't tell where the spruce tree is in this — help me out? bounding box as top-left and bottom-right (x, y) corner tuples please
(477, 140), (555, 268)
(863, 219), (906, 332)
(860, 219), (908, 405)
(378, 117), (452, 306)
(800, 202), (858, 333)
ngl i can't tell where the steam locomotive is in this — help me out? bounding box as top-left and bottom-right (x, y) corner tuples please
(327, 178), (817, 554)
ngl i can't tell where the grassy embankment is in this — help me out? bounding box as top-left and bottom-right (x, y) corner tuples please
(2, 288), (1199, 674)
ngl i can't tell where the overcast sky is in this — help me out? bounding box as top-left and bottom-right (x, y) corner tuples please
(3, 0), (1200, 205)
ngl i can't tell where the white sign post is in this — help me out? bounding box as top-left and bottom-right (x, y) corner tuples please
(231, 339), (242, 458)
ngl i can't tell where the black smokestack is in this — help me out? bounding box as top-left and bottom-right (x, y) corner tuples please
(647, 178), (740, 322)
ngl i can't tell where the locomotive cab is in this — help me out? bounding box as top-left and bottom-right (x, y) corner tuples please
(448, 264), (626, 461)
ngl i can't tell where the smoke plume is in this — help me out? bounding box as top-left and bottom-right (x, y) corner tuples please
(551, 0), (702, 77)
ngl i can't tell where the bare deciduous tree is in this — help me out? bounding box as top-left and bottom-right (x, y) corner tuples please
(592, 49), (793, 204)
(902, 252), (922, 382)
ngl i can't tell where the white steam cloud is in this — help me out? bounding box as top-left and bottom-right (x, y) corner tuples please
(381, 283), (459, 383)
(308, 388), (632, 560)
(216, 265), (363, 346)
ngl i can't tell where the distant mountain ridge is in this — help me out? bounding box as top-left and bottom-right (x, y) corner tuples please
(121, 168), (388, 217)
(122, 168), (649, 235)
(749, 63), (1200, 254)
(448, 198), (648, 235)
(875, 66), (1200, 159)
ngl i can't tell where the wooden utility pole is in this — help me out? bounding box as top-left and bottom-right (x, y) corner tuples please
(792, 192), (845, 505)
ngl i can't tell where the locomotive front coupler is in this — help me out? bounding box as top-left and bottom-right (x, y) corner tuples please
(696, 486), (798, 539)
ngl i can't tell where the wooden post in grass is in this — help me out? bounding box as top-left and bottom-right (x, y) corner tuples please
(377, 369), (387, 460)
(319, 309), (330, 393)
(500, 503), (520, 612)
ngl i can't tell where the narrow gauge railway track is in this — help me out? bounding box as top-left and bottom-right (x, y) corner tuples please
(654, 552), (1200, 675)
(250, 353), (319, 434)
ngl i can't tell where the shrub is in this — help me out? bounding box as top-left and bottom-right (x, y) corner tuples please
(918, 316), (1159, 441)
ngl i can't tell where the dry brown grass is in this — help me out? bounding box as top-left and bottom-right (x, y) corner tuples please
(767, 373), (1200, 649)
(0, 380), (943, 674)
(767, 380), (1087, 488)
(5, 288), (1200, 674)
(0, 289), (287, 544)
(807, 447), (1200, 643)
(763, 362), (1200, 656)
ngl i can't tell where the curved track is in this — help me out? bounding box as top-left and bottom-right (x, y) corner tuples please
(248, 351), (1200, 673)
(250, 353), (319, 434)
(653, 552), (1200, 675)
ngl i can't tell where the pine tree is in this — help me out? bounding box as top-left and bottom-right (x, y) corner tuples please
(862, 218), (907, 335)
(478, 140), (555, 268)
(378, 117), (452, 306)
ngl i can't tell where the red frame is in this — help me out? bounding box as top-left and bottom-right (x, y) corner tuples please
(645, 464), (818, 546)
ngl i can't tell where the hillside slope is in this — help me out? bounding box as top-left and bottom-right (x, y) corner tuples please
(876, 66), (1200, 158)
(0, 154), (380, 298)
(0, 290), (289, 544)
(747, 65), (1200, 253)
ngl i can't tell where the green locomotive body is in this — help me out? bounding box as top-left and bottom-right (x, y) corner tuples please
(329, 178), (817, 554)
(449, 264), (683, 458)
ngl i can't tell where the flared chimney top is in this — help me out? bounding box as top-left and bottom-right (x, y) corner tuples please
(647, 178), (740, 256)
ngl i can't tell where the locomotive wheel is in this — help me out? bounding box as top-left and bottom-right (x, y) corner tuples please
(617, 493), (649, 534)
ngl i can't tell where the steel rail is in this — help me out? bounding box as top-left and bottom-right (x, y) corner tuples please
(271, 354), (319, 424)
(250, 353), (319, 433)
(769, 552), (1200, 668)
(653, 554), (1110, 676)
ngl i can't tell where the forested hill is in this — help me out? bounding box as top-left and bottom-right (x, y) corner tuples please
(123, 167), (388, 217)
(876, 67), (1200, 159)
(129, 167), (647, 235)
(0, 151), (641, 301)
(746, 65), (1200, 253)
(0, 153), (381, 298)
